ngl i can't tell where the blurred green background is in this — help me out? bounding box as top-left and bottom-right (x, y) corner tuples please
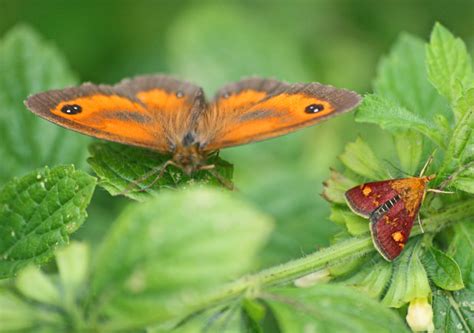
(1, 0), (473, 267)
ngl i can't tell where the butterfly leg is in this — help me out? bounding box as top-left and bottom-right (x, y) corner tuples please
(119, 159), (176, 195)
(198, 164), (215, 171)
(141, 160), (179, 191)
(203, 167), (235, 190)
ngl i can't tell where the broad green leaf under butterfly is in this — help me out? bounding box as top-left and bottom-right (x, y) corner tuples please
(0, 25), (90, 184)
(87, 142), (234, 200)
(426, 22), (474, 110)
(0, 165), (96, 279)
(266, 285), (409, 333)
(90, 187), (272, 330)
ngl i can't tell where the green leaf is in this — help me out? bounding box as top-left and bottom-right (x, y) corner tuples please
(166, 3), (309, 93)
(15, 265), (61, 306)
(148, 304), (243, 333)
(322, 169), (358, 204)
(440, 89), (474, 177)
(424, 247), (464, 291)
(90, 187), (272, 329)
(393, 130), (423, 176)
(343, 256), (392, 299)
(455, 89), (474, 165)
(87, 142), (234, 201)
(382, 237), (431, 308)
(356, 94), (444, 147)
(0, 165), (96, 279)
(0, 289), (63, 332)
(0, 24), (90, 184)
(453, 164), (474, 194)
(241, 299), (266, 333)
(374, 33), (447, 119)
(339, 137), (388, 179)
(56, 242), (90, 305)
(447, 221), (474, 289)
(266, 285), (409, 333)
(432, 288), (474, 332)
(368, 32), (449, 174)
(329, 207), (368, 235)
(426, 23), (474, 110)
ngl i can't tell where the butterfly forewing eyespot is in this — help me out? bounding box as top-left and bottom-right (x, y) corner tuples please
(61, 104), (82, 115)
(25, 74), (361, 188)
(305, 103), (325, 114)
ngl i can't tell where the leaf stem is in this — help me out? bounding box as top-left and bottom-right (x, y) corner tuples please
(193, 198), (474, 311)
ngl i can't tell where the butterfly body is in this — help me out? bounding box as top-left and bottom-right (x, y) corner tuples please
(171, 142), (209, 175)
(345, 175), (434, 261)
(25, 74), (361, 182)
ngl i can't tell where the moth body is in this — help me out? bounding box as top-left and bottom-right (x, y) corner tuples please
(345, 175), (434, 261)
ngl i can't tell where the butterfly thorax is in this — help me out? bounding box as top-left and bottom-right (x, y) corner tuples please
(172, 143), (208, 175)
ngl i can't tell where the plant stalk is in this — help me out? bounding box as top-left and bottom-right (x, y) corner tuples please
(198, 198), (474, 309)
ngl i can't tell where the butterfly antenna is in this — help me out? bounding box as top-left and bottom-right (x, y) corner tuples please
(419, 150), (437, 177)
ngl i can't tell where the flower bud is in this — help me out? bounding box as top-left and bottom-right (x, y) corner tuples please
(406, 297), (434, 332)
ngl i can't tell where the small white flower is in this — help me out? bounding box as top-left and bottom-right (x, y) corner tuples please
(406, 297), (434, 332)
(294, 269), (331, 288)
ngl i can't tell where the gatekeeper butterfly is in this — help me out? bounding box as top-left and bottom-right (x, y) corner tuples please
(345, 156), (451, 261)
(25, 75), (361, 188)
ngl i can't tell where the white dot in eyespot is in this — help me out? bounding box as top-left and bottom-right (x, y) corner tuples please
(223, 92), (230, 98)
(176, 91), (184, 98)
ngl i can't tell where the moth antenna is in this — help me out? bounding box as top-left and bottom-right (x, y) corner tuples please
(419, 150), (437, 177)
(382, 159), (409, 177)
(417, 215), (425, 233)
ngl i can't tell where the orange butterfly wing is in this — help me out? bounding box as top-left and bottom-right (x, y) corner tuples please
(25, 75), (203, 152)
(197, 78), (361, 151)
